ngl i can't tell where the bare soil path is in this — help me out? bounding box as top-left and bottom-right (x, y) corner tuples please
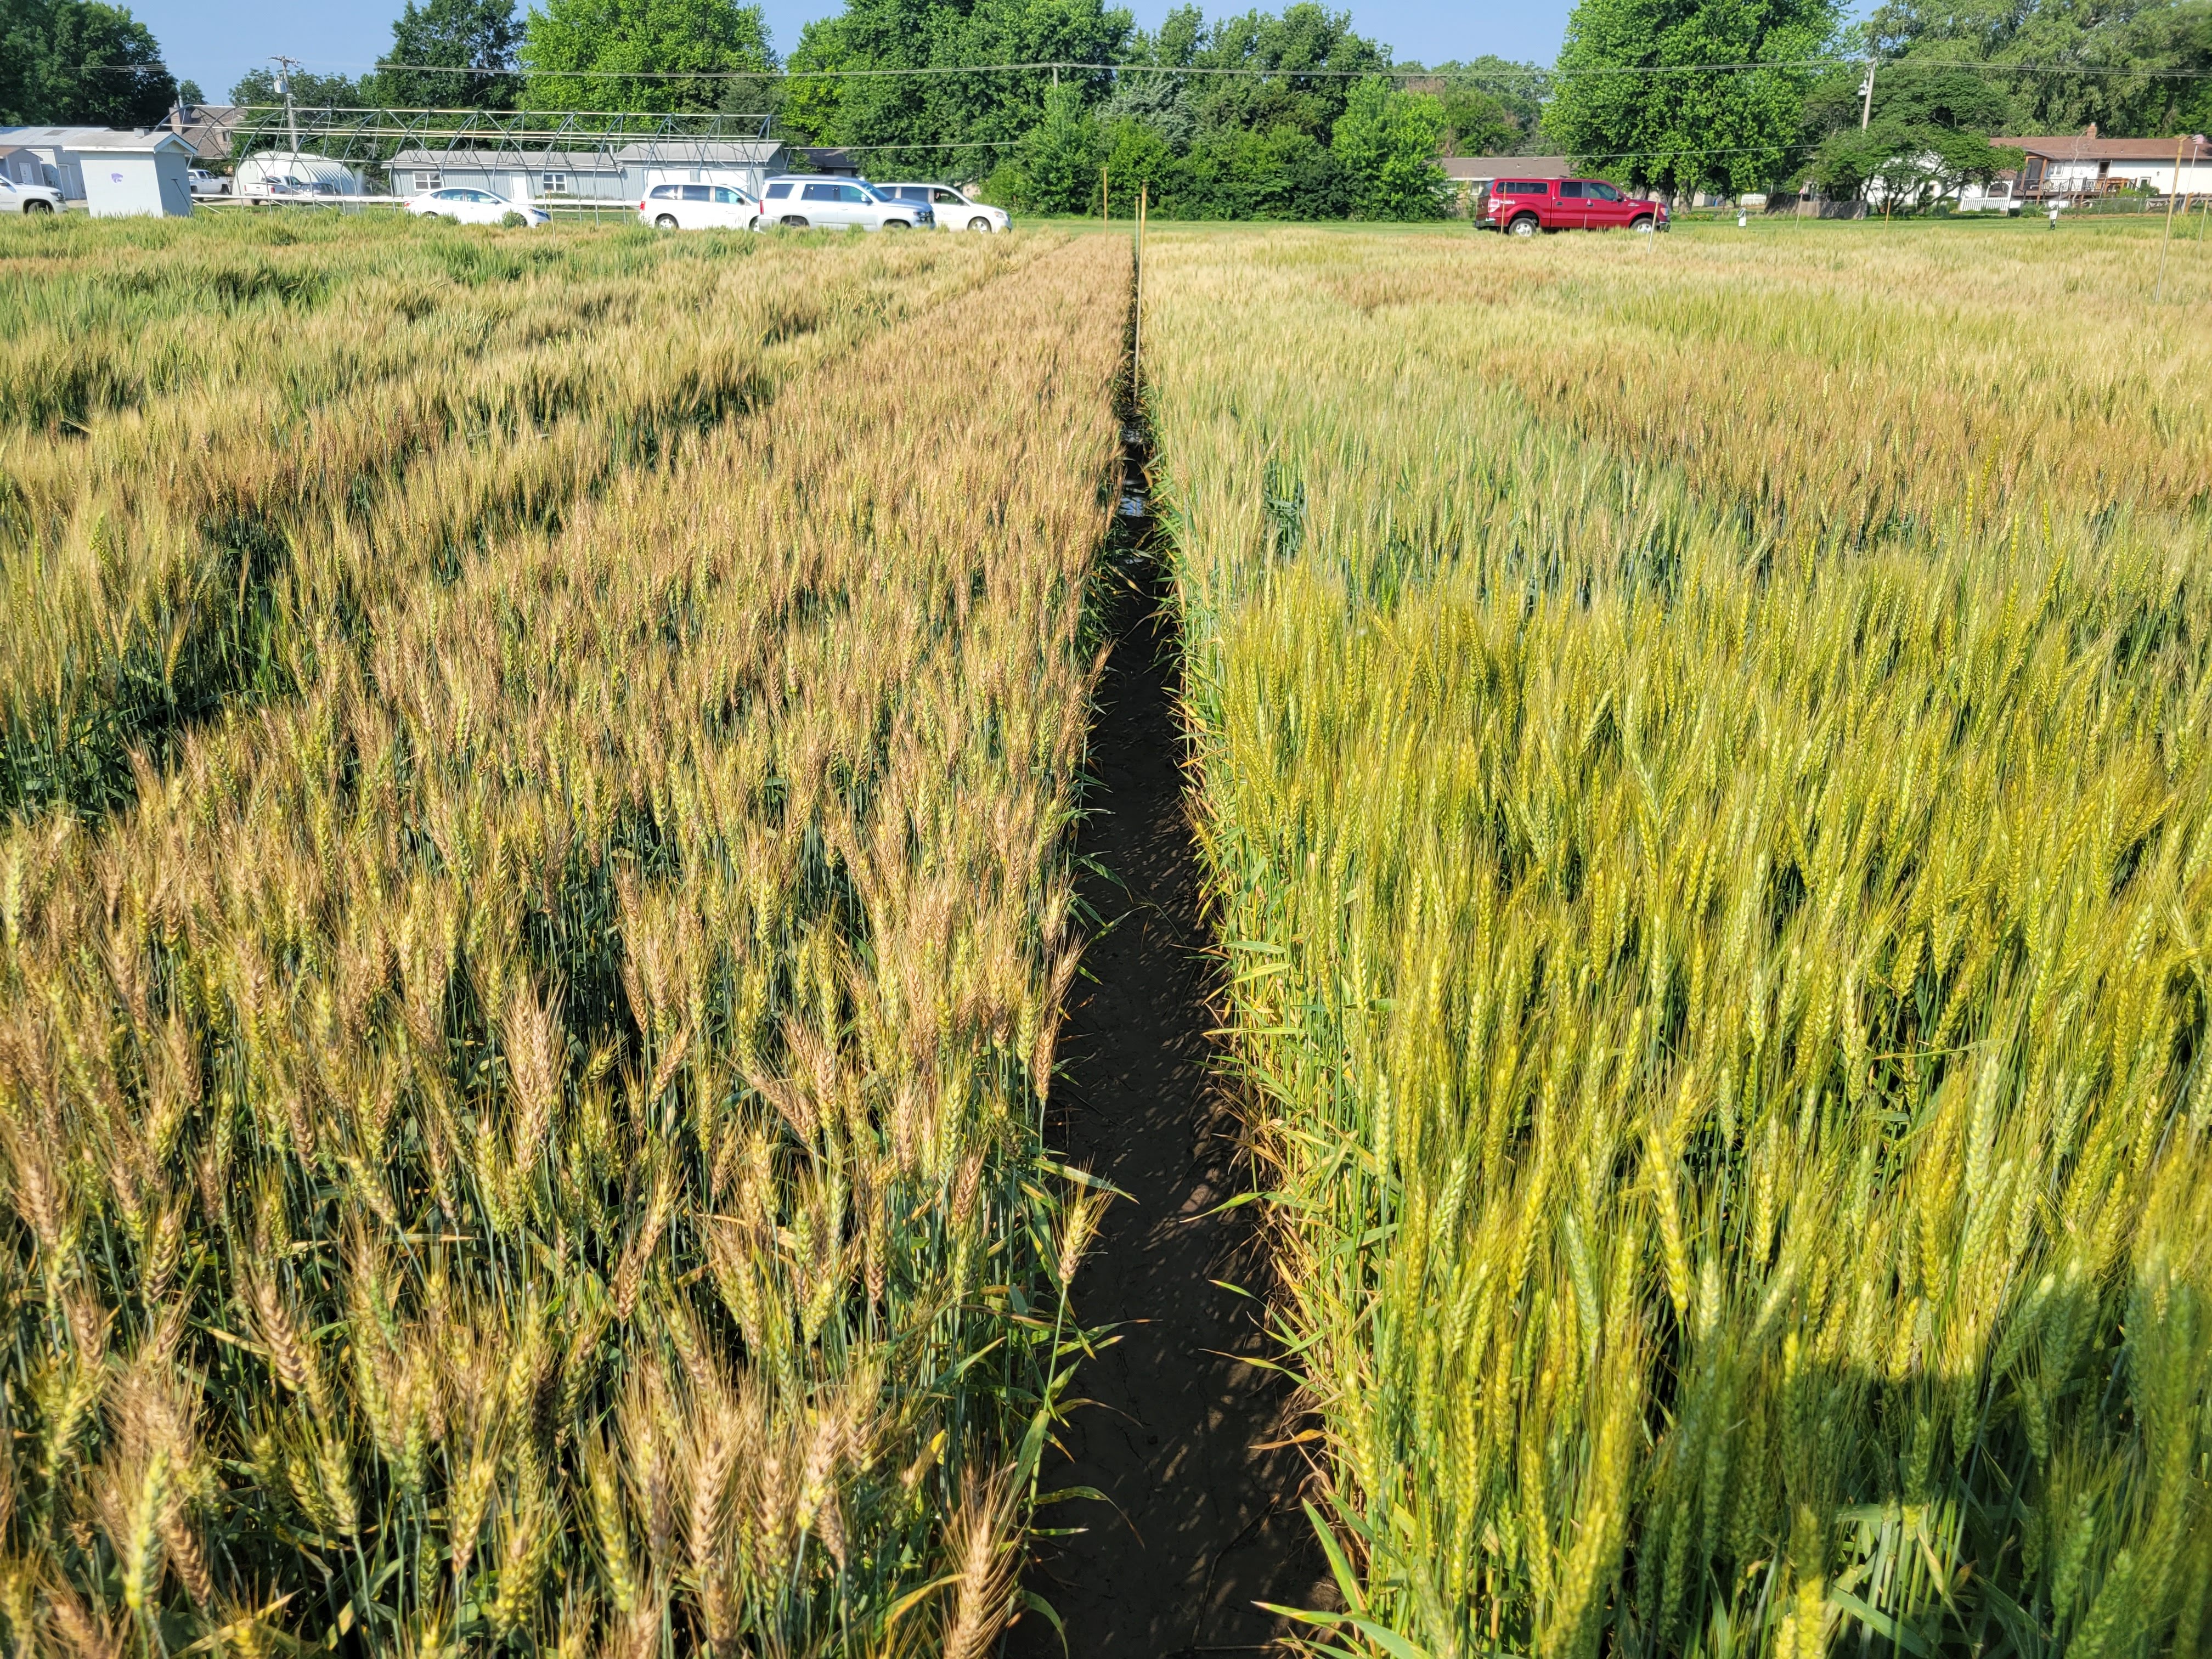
(1006, 438), (1325, 1657)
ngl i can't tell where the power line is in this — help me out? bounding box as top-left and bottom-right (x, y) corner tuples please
(93, 56), (2212, 84)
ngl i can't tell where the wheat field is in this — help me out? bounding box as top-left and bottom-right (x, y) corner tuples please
(1148, 222), (2212, 1657)
(0, 214), (1125, 1654)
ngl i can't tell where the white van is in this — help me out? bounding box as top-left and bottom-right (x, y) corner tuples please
(639, 181), (760, 230)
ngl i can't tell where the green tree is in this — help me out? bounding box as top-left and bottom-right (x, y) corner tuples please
(229, 65), (375, 106)
(0, 0), (174, 126)
(776, 17), (850, 143)
(1803, 59), (2017, 203)
(809, 0), (1130, 178)
(1543, 0), (1839, 196)
(1401, 58), (1550, 154)
(1094, 4), (1207, 147)
(520, 0), (774, 113)
(1181, 3), (1389, 144)
(2124, 0), (2212, 132)
(377, 0), (522, 108)
(1432, 84), (1516, 154)
(1866, 0), (2212, 135)
(1101, 112), (1177, 199)
(177, 76), (202, 104)
(996, 81), (1102, 210)
(1331, 74), (1447, 217)
(1176, 120), (1346, 215)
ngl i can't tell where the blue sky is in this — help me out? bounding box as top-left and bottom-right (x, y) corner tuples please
(139, 0), (1573, 106)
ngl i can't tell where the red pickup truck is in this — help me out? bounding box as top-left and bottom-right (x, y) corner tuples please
(1481, 178), (1668, 236)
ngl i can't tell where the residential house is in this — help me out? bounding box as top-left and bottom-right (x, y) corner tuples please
(1440, 154), (1567, 213)
(166, 103), (247, 165)
(1996, 128), (2212, 200)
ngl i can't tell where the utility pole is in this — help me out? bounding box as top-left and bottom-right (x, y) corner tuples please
(272, 54), (302, 154)
(1859, 58), (1876, 129)
(2155, 132), (2187, 302)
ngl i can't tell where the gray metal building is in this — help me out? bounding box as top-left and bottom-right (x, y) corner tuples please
(386, 139), (786, 203)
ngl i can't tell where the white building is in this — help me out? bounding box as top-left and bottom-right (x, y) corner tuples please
(234, 150), (366, 198)
(74, 131), (196, 216)
(1997, 129), (2212, 200)
(0, 125), (142, 198)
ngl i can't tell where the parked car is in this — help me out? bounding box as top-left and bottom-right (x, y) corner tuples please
(188, 168), (229, 197)
(0, 176), (61, 214)
(1481, 177), (1667, 235)
(874, 182), (1008, 233)
(639, 181), (760, 231)
(757, 177), (933, 231)
(406, 187), (551, 227)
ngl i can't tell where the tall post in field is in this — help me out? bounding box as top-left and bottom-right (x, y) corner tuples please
(2155, 133), (2186, 302)
(1102, 165), (1109, 226)
(1134, 185), (1146, 392)
(1859, 59), (1876, 129)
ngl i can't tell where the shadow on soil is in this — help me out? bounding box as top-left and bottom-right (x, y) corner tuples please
(1006, 394), (1331, 1657)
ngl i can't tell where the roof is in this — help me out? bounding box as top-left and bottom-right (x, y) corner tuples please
(385, 142), (782, 170)
(168, 104), (246, 161)
(1996, 133), (2210, 162)
(388, 148), (627, 171)
(0, 125), (142, 147)
(1441, 154), (1570, 180)
(617, 140), (782, 165)
(70, 132), (195, 154)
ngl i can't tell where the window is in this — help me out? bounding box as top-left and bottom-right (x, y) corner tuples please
(414, 172), (439, 192)
(933, 188), (966, 204)
(681, 184), (712, 201)
(712, 186), (746, 203)
(650, 184), (680, 200)
(1560, 181), (1589, 198)
(540, 171), (566, 193)
(837, 184), (870, 203)
(1500, 179), (1549, 196)
(765, 181), (793, 199)
(803, 182), (836, 200)
(1589, 182), (1622, 201)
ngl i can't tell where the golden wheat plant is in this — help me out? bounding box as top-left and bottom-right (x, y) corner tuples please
(0, 225), (1125, 1654)
(0, 211), (1035, 820)
(1146, 225), (2212, 1658)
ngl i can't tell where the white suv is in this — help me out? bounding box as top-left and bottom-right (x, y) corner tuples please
(876, 183), (1008, 233)
(639, 182), (760, 230)
(758, 177), (932, 231)
(0, 177), (61, 214)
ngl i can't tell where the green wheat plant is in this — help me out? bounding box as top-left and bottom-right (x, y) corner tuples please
(1147, 225), (2212, 1658)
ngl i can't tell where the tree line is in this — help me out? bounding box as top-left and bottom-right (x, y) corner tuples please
(3, 0), (2208, 216)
